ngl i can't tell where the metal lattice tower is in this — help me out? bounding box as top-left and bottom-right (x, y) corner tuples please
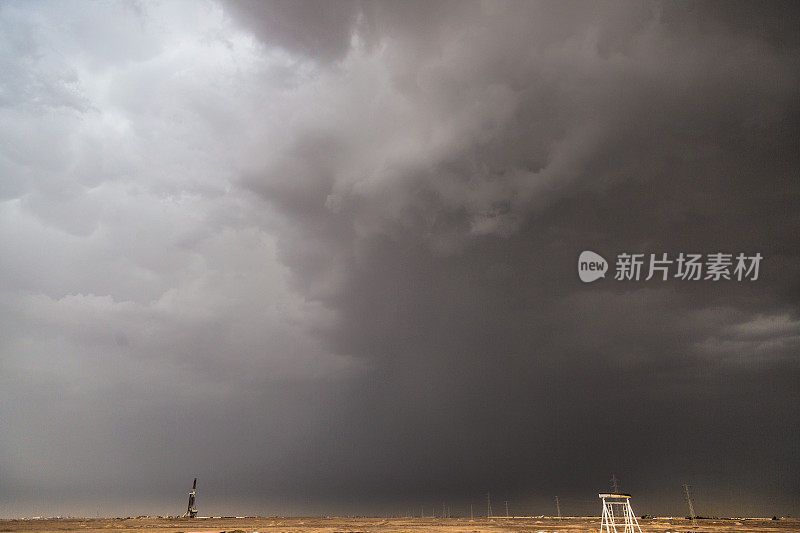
(599, 493), (642, 533)
(683, 484), (697, 528)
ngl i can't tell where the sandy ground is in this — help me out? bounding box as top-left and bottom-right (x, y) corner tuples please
(1, 516), (798, 533)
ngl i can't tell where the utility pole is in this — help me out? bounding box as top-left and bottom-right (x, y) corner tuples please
(505, 500), (509, 517)
(611, 474), (620, 493)
(487, 492), (493, 518)
(683, 484), (697, 528)
(470, 503), (473, 520)
(555, 496), (561, 519)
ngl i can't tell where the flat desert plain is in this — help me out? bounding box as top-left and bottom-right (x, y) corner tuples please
(1, 517), (798, 533)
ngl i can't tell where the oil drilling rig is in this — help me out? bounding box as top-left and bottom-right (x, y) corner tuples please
(183, 478), (198, 518)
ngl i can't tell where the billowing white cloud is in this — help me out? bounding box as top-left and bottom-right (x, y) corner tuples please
(0, 1), (356, 514)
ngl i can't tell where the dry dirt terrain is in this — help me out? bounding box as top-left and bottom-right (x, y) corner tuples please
(1, 517), (798, 533)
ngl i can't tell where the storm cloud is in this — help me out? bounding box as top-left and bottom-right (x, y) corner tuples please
(0, 0), (798, 519)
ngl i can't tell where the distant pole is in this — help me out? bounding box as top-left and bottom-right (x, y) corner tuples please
(555, 496), (561, 519)
(487, 492), (493, 518)
(505, 500), (509, 518)
(470, 503), (473, 520)
(683, 484), (698, 528)
(611, 474), (620, 493)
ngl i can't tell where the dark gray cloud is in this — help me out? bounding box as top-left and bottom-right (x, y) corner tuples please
(230, 0), (800, 517)
(224, 0), (361, 63)
(1, 0), (798, 520)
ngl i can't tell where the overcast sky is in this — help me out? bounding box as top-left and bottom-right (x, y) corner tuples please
(1, 0), (798, 519)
